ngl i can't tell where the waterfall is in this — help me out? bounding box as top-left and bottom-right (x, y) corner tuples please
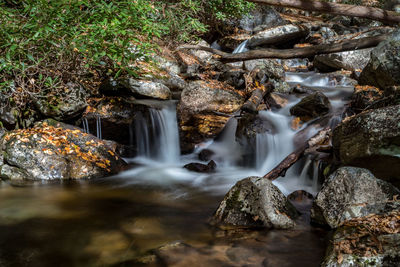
(232, 40), (249, 54)
(82, 117), (89, 134)
(96, 116), (102, 139)
(132, 102), (180, 163)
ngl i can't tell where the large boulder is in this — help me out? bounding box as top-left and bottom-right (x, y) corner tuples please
(359, 30), (400, 88)
(33, 82), (89, 121)
(247, 24), (309, 48)
(322, 211), (400, 267)
(211, 176), (298, 229)
(311, 167), (399, 228)
(178, 80), (244, 152)
(239, 6), (286, 32)
(332, 105), (400, 187)
(313, 48), (373, 72)
(0, 121), (126, 180)
(290, 92), (331, 121)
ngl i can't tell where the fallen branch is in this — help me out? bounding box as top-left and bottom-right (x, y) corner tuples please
(263, 127), (331, 180)
(178, 33), (389, 62)
(248, 0), (400, 24)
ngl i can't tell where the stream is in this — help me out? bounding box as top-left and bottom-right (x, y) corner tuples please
(0, 72), (355, 266)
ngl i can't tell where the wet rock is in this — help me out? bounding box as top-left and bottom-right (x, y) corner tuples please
(267, 92), (289, 109)
(198, 149), (215, 161)
(332, 105), (400, 187)
(239, 6), (286, 32)
(322, 213), (400, 267)
(0, 121), (125, 180)
(183, 160), (217, 173)
(33, 82), (89, 121)
(314, 48), (373, 72)
(218, 68), (246, 89)
(311, 167), (399, 228)
(211, 176), (298, 229)
(290, 92), (331, 121)
(247, 24), (309, 48)
(359, 30), (400, 88)
(178, 80), (244, 152)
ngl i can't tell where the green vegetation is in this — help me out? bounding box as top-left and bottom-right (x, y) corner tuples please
(0, 0), (253, 107)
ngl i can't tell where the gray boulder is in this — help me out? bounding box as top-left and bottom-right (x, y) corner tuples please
(314, 48), (373, 72)
(33, 82), (88, 121)
(119, 79), (172, 100)
(359, 30), (400, 88)
(311, 167), (399, 228)
(248, 24), (309, 48)
(211, 176), (298, 229)
(0, 121), (126, 180)
(239, 6), (286, 32)
(332, 105), (400, 187)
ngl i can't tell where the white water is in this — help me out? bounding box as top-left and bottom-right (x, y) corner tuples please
(232, 40), (249, 54)
(117, 72), (353, 196)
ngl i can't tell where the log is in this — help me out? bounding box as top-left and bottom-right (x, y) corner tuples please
(248, 0), (400, 24)
(263, 127), (331, 180)
(178, 33), (389, 62)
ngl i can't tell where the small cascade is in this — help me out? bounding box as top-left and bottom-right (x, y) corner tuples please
(96, 116), (102, 139)
(131, 101), (180, 163)
(82, 117), (89, 134)
(232, 40), (249, 54)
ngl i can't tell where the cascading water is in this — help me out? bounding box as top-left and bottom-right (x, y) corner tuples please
(232, 40), (249, 54)
(118, 71), (353, 196)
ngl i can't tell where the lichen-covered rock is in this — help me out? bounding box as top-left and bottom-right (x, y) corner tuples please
(359, 30), (400, 88)
(211, 176), (298, 229)
(248, 24), (309, 48)
(290, 92), (331, 121)
(0, 121), (126, 180)
(33, 82), (89, 121)
(311, 167), (399, 228)
(322, 210), (400, 267)
(178, 80), (244, 152)
(332, 105), (400, 187)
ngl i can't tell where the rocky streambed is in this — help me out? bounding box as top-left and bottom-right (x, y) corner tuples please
(1, 5), (400, 267)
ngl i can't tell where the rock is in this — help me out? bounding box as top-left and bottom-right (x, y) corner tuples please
(211, 176), (298, 229)
(322, 212), (400, 267)
(239, 6), (286, 32)
(187, 40), (213, 64)
(244, 59), (284, 80)
(119, 79), (172, 100)
(175, 51), (203, 75)
(178, 80), (244, 152)
(350, 85), (384, 112)
(218, 34), (251, 52)
(290, 92), (331, 121)
(247, 24), (309, 48)
(359, 30), (400, 88)
(311, 167), (399, 228)
(0, 121), (126, 180)
(332, 105), (400, 187)
(33, 82), (89, 121)
(218, 68), (246, 89)
(183, 160), (217, 173)
(314, 48), (373, 72)
(198, 149), (215, 161)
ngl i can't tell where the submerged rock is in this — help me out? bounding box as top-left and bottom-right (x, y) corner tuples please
(248, 24), (309, 48)
(290, 92), (331, 121)
(311, 167), (399, 228)
(211, 176), (298, 229)
(332, 105), (400, 187)
(359, 30), (400, 88)
(0, 121), (125, 180)
(183, 160), (217, 173)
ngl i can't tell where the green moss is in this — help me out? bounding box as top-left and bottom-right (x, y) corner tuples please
(226, 189), (241, 210)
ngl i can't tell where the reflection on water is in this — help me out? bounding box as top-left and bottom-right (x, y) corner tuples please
(0, 179), (326, 267)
